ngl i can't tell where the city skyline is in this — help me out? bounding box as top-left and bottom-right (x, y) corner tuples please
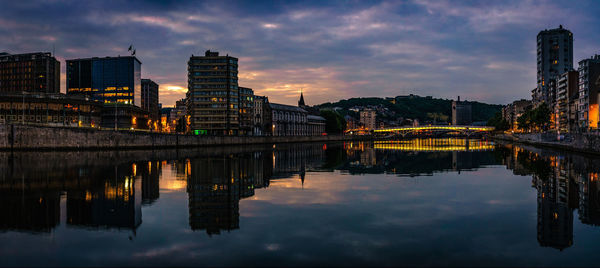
(3, 1), (600, 106)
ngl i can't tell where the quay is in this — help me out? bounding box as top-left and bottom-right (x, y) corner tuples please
(0, 124), (367, 151)
(494, 132), (600, 155)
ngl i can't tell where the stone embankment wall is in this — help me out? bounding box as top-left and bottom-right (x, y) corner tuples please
(495, 132), (600, 154)
(0, 124), (362, 150)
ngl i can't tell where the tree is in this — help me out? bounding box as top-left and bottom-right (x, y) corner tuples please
(515, 103), (551, 132)
(320, 110), (346, 134)
(487, 111), (510, 131)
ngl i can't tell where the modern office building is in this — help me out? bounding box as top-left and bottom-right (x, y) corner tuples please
(360, 109), (376, 130)
(556, 70), (579, 131)
(577, 55), (600, 129)
(66, 56), (146, 129)
(534, 25), (573, 105)
(238, 87), (254, 136)
(187, 50), (239, 135)
(66, 56), (142, 106)
(0, 52), (60, 94)
(452, 96), (472, 125)
(141, 79), (159, 122)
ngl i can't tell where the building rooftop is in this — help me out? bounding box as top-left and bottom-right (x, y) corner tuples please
(269, 103), (307, 113)
(307, 115), (326, 121)
(66, 55), (142, 65)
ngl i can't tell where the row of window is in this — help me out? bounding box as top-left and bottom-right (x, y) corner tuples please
(193, 91), (238, 96)
(190, 78), (238, 83)
(190, 71), (236, 76)
(189, 65), (237, 71)
(193, 97), (238, 102)
(190, 59), (237, 64)
(190, 84), (238, 89)
(195, 104), (239, 109)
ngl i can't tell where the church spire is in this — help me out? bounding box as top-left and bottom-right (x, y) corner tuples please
(298, 89), (306, 107)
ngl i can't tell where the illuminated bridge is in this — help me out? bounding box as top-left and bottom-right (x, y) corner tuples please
(373, 125), (495, 137)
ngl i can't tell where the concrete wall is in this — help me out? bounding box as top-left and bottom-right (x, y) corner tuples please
(0, 124), (361, 150)
(495, 132), (600, 154)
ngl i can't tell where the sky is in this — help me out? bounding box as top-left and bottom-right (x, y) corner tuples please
(2, 0), (600, 107)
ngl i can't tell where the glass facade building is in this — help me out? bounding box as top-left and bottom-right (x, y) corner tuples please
(67, 56), (141, 107)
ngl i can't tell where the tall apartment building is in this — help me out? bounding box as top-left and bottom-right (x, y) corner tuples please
(360, 109), (376, 130)
(534, 25), (573, 105)
(238, 87), (254, 136)
(452, 96), (472, 125)
(141, 79), (159, 122)
(187, 50), (239, 135)
(66, 56), (142, 106)
(0, 52), (60, 94)
(577, 55), (600, 129)
(556, 70), (578, 131)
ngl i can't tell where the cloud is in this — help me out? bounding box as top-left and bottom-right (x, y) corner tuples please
(0, 0), (599, 106)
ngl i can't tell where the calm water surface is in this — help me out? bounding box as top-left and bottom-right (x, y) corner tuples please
(2, 138), (600, 266)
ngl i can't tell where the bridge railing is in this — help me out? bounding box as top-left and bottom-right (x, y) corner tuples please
(373, 125), (495, 133)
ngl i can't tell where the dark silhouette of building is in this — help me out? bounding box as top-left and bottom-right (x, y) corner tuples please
(0, 52), (60, 94)
(141, 79), (160, 123)
(452, 96), (472, 125)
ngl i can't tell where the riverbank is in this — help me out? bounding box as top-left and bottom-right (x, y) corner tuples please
(494, 132), (600, 155)
(0, 124), (369, 150)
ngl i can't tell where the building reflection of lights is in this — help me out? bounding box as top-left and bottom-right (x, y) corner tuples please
(371, 139), (494, 151)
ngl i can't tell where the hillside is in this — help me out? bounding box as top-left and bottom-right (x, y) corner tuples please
(315, 95), (503, 124)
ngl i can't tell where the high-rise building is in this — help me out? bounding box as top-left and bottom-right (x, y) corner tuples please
(535, 25), (573, 105)
(360, 109), (376, 130)
(452, 96), (472, 125)
(556, 70), (579, 131)
(0, 52), (60, 94)
(141, 79), (159, 122)
(238, 87), (254, 136)
(66, 56), (142, 106)
(187, 50), (239, 135)
(577, 55), (600, 129)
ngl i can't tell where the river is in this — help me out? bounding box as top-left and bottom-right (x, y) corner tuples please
(1, 138), (600, 266)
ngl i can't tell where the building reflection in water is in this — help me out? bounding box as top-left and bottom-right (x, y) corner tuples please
(2, 138), (600, 251)
(497, 143), (600, 250)
(0, 156), (162, 234)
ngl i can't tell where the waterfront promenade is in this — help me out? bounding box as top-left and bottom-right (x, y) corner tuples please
(0, 124), (361, 150)
(494, 132), (600, 155)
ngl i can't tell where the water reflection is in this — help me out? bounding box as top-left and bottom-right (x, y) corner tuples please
(2, 138), (600, 262)
(496, 143), (600, 250)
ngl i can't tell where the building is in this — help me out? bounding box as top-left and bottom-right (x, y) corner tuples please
(534, 25), (573, 105)
(578, 55), (600, 130)
(360, 109), (376, 130)
(253, 95), (268, 136)
(266, 103), (308, 136)
(66, 56), (145, 129)
(66, 56), (142, 106)
(141, 79), (159, 123)
(503, 99), (532, 130)
(238, 87), (254, 136)
(0, 52), (60, 94)
(169, 98), (188, 133)
(556, 70), (579, 131)
(187, 50), (239, 135)
(307, 115), (326, 135)
(0, 92), (102, 127)
(452, 96), (472, 125)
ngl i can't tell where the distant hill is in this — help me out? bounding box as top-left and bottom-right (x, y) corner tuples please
(314, 95), (503, 123)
